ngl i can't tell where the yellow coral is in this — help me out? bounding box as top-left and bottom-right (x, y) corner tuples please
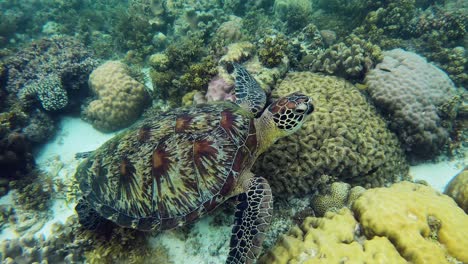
(311, 182), (365, 216)
(219, 41), (255, 64)
(181, 90), (200, 106)
(445, 169), (468, 213)
(259, 208), (406, 264)
(261, 182), (468, 264)
(353, 181), (468, 263)
(83, 61), (149, 132)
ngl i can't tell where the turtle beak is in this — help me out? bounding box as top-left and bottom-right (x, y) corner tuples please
(306, 101), (314, 115)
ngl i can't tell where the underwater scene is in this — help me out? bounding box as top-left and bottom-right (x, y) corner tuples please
(0, 0), (467, 263)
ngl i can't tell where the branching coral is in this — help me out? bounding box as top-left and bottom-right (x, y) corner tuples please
(258, 33), (289, 68)
(305, 34), (383, 80)
(273, 0), (312, 31)
(254, 72), (409, 196)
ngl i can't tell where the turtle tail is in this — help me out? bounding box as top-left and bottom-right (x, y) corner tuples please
(226, 177), (273, 264)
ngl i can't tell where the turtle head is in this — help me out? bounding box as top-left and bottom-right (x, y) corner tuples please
(267, 92), (314, 134)
(256, 92), (314, 154)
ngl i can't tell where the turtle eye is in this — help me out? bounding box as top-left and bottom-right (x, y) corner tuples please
(295, 103), (308, 114)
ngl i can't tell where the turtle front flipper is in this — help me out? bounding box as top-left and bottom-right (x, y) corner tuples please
(232, 63), (266, 117)
(226, 177), (273, 264)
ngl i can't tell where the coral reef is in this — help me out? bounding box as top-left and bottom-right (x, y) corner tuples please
(205, 75), (235, 102)
(13, 175), (53, 211)
(305, 34), (383, 80)
(84, 227), (173, 264)
(150, 33), (213, 104)
(427, 46), (467, 88)
(273, 0), (312, 32)
(311, 182), (365, 217)
(82, 61), (150, 132)
(178, 56), (218, 93)
(1, 216), (89, 263)
(258, 33), (289, 68)
(260, 181), (468, 264)
(254, 72), (409, 196)
(19, 74), (68, 111)
(445, 169), (468, 213)
(219, 41), (256, 65)
(365, 49), (460, 159)
(210, 15), (245, 55)
(3, 36), (98, 110)
(0, 127), (34, 184)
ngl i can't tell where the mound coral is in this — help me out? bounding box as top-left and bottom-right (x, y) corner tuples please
(82, 61), (149, 132)
(445, 169), (468, 213)
(254, 72), (409, 196)
(311, 182), (365, 217)
(305, 34), (383, 80)
(365, 49), (460, 159)
(260, 181), (468, 264)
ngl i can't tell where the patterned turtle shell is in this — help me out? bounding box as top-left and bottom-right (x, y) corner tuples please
(76, 101), (259, 231)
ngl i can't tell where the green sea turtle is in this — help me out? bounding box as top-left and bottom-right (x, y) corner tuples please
(74, 63), (314, 263)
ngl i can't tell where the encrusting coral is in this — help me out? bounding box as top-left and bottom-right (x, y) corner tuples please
(365, 49), (460, 159)
(82, 61), (149, 132)
(445, 169), (468, 213)
(260, 181), (468, 264)
(254, 72), (409, 196)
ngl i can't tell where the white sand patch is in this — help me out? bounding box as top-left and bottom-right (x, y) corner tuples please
(0, 117), (118, 242)
(410, 158), (465, 193)
(35, 116), (116, 165)
(150, 212), (232, 264)
(33, 117), (117, 239)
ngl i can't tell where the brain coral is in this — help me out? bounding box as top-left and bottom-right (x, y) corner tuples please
(260, 181), (468, 264)
(445, 169), (468, 213)
(365, 49), (460, 159)
(254, 72), (409, 196)
(82, 61), (149, 132)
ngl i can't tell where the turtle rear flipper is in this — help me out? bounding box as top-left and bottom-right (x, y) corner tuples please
(75, 151), (94, 159)
(226, 177), (273, 264)
(75, 198), (114, 232)
(233, 63), (266, 117)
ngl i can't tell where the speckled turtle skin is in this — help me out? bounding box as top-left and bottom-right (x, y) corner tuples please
(76, 101), (259, 231)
